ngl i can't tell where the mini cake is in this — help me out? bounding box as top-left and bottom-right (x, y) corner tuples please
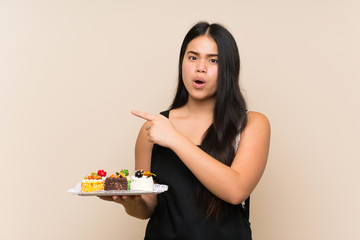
(81, 170), (107, 192)
(130, 170), (155, 191)
(104, 169), (129, 191)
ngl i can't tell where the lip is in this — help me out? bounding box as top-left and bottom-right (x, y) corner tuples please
(193, 77), (206, 89)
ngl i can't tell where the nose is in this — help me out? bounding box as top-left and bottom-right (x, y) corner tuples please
(196, 61), (207, 73)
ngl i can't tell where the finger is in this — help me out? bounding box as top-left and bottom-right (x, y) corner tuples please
(144, 122), (151, 131)
(133, 195), (141, 201)
(99, 196), (123, 203)
(98, 196), (114, 201)
(122, 195), (141, 202)
(131, 110), (156, 121)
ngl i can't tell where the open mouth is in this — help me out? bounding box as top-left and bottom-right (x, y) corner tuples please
(193, 79), (206, 88)
(195, 80), (204, 84)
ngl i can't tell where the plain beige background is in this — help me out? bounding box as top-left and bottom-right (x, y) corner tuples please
(1, 0), (359, 239)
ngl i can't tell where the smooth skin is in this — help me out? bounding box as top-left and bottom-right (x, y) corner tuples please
(100, 35), (270, 220)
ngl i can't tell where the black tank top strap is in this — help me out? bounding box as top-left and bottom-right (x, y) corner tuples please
(160, 110), (170, 118)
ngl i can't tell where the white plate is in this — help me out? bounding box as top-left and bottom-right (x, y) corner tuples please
(68, 183), (168, 196)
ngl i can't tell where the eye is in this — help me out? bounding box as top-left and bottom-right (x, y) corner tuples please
(189, 56), (197, 61)
(209, 58), (218, 63)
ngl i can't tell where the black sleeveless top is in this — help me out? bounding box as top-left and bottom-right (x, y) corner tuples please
(145, 110), (252, 240)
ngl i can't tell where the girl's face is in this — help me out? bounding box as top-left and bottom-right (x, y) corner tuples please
(182, 35), (218, 102)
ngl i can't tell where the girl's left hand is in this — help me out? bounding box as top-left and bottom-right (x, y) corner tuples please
(131, 110), (180, 148)
(99, 195), (141, 205)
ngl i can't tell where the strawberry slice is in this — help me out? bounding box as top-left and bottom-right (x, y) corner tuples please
(97, 170), (107, 177)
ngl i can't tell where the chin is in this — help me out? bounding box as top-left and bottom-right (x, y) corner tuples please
(190, 94), (215, 102)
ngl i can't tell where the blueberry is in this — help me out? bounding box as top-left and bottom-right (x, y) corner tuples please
(135, 170), (143, 178)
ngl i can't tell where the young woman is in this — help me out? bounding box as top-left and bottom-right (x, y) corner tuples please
(101, 22), (270, 239)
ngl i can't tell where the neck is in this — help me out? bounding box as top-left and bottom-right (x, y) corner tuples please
(183, 96), (215, 118)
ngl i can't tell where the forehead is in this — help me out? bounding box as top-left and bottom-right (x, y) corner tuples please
(186, 35), (218, 54)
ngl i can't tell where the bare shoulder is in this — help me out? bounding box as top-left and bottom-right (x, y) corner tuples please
(243, 111), (271, 136)
(247, 111), (270, 125)
(169, 106), (188, 119)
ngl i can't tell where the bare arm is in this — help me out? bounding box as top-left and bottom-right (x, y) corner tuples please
(170, 111), (270, 204)
(132, 110), (270, 205)
(99, 123), (158, 219)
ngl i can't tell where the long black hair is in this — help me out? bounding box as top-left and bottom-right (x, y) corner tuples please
(170, 22), (248, 219)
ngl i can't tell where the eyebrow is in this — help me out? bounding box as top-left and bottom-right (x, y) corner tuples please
(186, 51), (218, 57)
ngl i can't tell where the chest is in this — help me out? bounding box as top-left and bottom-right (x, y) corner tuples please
(171, 117), (212, 145)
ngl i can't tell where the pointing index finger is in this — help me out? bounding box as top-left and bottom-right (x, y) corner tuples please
(131, 110), (156, 121)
